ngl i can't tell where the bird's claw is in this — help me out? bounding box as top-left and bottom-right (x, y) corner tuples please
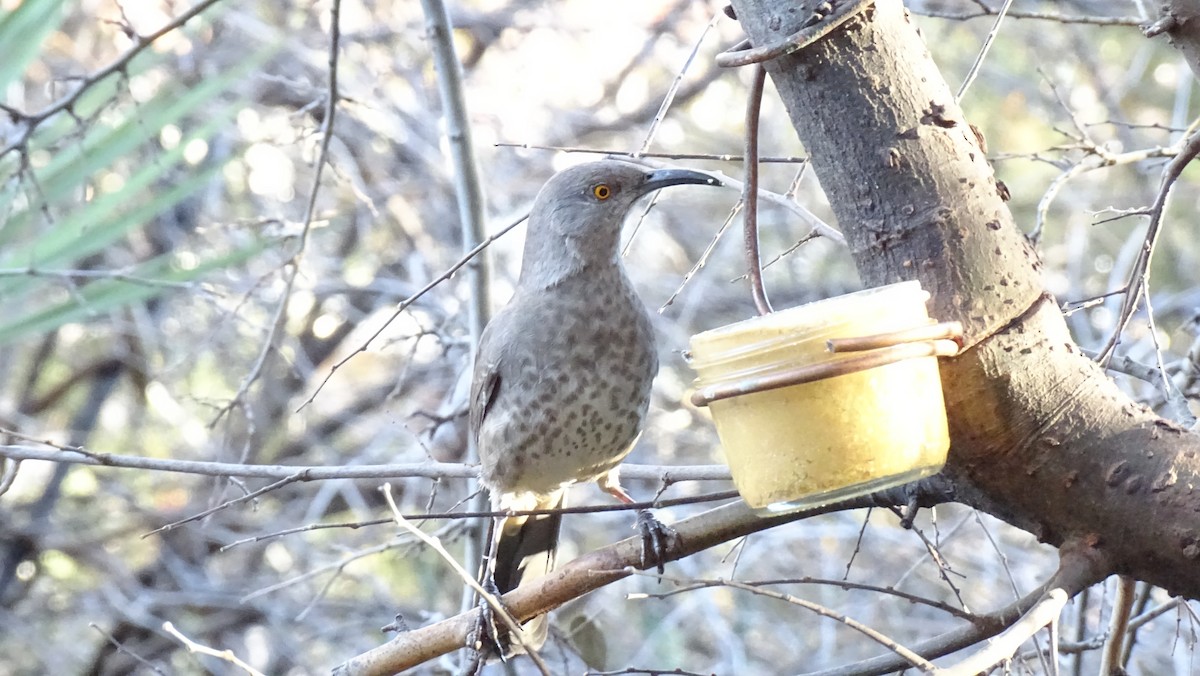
(471, 577), (509, 660)
(635, 509), (677, 574)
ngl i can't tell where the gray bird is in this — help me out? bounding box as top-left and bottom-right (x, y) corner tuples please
(469, 160), (719, 655)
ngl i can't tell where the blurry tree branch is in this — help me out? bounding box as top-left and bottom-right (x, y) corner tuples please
(212, 0), (343, 426)
(911, 4), (1143, 26)
(301, 214), (526, 410)
(415, 0), (493, 632)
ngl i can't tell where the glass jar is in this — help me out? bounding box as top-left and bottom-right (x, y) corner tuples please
(688, 281), (950, 513)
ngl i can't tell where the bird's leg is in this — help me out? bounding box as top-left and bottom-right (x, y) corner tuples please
(598, 470), (676, 574)
(471, 515), (509, 659)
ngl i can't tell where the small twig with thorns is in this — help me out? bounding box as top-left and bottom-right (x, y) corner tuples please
(911, 5), (1142, 26)
(1098, 123), (1200, 365)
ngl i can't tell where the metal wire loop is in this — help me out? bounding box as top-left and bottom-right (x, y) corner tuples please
(690, 321), (964, 407)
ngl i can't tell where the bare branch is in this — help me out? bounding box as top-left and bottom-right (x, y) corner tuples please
(332, 490), (943, 674)
(807, 540), (1110, 676)
(1100, 125), (1200, 363)
(940, 588), (1068, 675)
(0, 438), (730, 484)
(912, 5), (1143, 26)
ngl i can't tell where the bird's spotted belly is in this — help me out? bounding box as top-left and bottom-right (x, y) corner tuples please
(483, 368), (650, 496)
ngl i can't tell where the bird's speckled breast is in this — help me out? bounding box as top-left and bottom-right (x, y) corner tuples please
(478, 263), (657, 497)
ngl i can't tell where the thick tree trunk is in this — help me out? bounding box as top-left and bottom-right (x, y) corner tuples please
(728, 0), (1200, 598)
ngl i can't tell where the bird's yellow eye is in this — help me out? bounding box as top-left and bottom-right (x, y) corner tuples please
(592, 184), (611, 200)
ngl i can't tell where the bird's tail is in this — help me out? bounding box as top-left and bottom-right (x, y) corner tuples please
(490, 491), (564, 654)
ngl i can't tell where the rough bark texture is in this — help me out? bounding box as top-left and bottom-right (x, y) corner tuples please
(1149, 1), (1200, 80)
(728, 0), (1200, 597)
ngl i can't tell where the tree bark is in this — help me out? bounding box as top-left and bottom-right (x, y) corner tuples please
(1147, 1), (1200, 80)
(728, 0), (1200, 598)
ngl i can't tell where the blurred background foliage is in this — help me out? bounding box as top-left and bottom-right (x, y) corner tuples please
(0, 0), (1198, 674)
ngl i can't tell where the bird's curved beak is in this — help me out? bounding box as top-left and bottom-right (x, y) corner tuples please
(640, 168), (721, 193)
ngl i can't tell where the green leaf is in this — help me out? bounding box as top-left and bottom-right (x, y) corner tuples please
(0, 0), (67, 91)
(0, 236), (272, 346)
(0, 34), (281, 342)
(20, 42), (273, 221)
(0, 41), (280, 289)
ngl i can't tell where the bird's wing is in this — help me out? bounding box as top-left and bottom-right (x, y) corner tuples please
(469, 325), (503, 445)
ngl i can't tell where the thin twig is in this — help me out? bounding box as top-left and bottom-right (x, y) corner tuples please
(1127, 596), (1184, 633)
(0, 435), (731, 483)
(672, 166), (844, 243)
(163, 621), (266, 676)
(940, 589), (1068, 676)
(213, 0), (344, 425)
(1143, 293), (1195, 425)
(495, 142), (807, 164)
(742, 65), (772, 315)
(971, 508), (1052, 673)
(1099, 576), (1137, 675)
(629, 573), (940, 672)
(912, 6), (1141, 26)
(620, 11), (722, 256)
(300, 214), (527, 409)
(637, 575), (975, 621)
(381, 484), (552, 675)
(89, 623), (167, 675)
(240, 538), (409, 603)
(1119, 581), (1155, 667)
(660, 200), (740, 311)
(142, 473), (304, 537)
(219, 488), (740, 552)
(1099, 125), (1200, 364)
(955, 0), (1014, 102)
(636, 10), (721, 156)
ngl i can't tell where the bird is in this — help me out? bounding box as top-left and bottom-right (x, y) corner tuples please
(469, 159), (720, 657)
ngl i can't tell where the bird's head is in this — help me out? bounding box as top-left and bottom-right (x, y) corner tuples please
(521, 160), (720, 285)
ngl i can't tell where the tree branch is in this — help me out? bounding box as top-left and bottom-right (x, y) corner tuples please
(809, 539), (1109, 676)
(0, 435), (730, 484)
(332, 485), (948, 675)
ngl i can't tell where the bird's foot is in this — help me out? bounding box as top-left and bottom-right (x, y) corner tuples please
(635, 509), (677, 574)
(470, 577), (510, 660)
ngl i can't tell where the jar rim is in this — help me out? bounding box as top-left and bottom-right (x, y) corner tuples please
(688, 280), (930, 370)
